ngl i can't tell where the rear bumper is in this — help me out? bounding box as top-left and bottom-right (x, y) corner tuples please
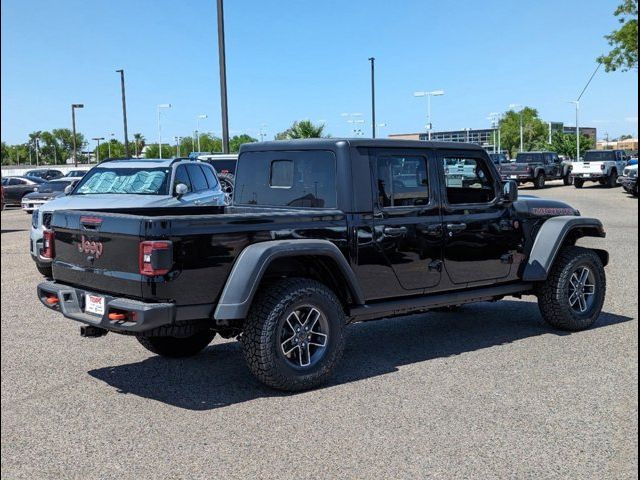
(37, 281), (213, 333)
(502, 174), (534, 181)
(571, 173), (605, 180)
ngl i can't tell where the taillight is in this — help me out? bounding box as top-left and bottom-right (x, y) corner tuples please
(42, 230), (55, 259)
(600, 164), (606, 170)
(139, 241), (173, 276)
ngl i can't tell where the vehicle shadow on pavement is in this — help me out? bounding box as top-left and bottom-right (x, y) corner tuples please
(88, 300), (632, 410)
(1, 229), (27, 234)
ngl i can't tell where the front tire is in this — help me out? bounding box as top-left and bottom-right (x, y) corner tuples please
(563, 174), (573, 186)
(240, 278), (346, 391)
(538, 246), (606, 331)
(607, 171), (618, 188)
(136, 330), (216, 358)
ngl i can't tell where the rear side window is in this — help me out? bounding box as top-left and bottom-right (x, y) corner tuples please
(374, 155), (429, 207)
(516, 153), (539, 163)
(235, 151), (337, 208)
(201, 165), (219, 189)
(187, 164), (209, 192)
(174, 165), (192, 192)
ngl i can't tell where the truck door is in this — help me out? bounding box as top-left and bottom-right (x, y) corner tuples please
(439, 150), (518, 285)
(370, 149), (442, 291)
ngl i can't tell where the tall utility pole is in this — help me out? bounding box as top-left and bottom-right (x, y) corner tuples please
(217, 0), (230, 153)
(368, 57), (376, 138)
(116, 69), (130, 157)
(509, 104), (524, 151)
(71, 104), (84, 167)
(570, 62), (601, 161)
(34, 137), (40, 166)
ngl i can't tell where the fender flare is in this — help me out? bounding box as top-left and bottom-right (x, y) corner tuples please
(214, 239), (365, 320)
(522, 216), (608, 282)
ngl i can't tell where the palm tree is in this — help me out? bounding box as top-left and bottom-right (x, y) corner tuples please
(133, 133), (146, 157)
(276, 120), (326, 140)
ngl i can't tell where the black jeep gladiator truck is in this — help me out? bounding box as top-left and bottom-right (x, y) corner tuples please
(38, 139), (609, 391)
(500, 151), (573, 188)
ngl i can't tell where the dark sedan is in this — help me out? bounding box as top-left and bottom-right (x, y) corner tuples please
(24, 169), (64, 181)
(21, 178), (80, 213)
(1, 176), (45, 206)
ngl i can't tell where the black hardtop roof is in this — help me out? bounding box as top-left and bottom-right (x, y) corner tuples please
(516, 151), (557, 155)
(240, 138), (486, 153)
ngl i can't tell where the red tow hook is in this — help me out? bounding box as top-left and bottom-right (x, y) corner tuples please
(45, 295), (59, 305)
(108, 312), (127, 321)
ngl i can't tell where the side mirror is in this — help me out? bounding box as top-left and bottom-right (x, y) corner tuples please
(175, 183), (188, 197)
(501, 180), (518, 203)
(64, 185), (74, 195)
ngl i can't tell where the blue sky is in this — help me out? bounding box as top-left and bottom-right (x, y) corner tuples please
(1, 0), (638, 145)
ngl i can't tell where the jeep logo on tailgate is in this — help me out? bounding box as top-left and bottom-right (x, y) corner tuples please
(77, 235), (104, 259)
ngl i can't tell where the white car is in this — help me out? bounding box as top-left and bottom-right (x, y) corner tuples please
(21, 178), (81, 213)
(570, 150), (627, 189)
(31, 158), (226, 277)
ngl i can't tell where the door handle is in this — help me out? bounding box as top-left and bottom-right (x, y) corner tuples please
(446, 222), (467, 233)
(383, 226), (408, 236)
(194, 200), (202, 205)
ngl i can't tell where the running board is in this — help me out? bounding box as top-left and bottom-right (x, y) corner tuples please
(349, 283), (533, 322)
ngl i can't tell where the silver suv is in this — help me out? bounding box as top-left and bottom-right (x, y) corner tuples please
(31, 158), (226, 277)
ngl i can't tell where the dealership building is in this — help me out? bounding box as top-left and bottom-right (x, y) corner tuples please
(389, 124), (597, 149)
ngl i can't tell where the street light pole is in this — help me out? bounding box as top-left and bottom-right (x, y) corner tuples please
(34, 137), (40, 166)
(92, 137), (105, 163)
(216, 0), (230, 153)
(368, 57), (376, 138)
(509, 104), (524, 152)
(569, 62), (601, 161)
(414, 90), (445, 140)
(115, 69), (130, 157)
(71, 104), (84, 167)
(196, 114), (207, 152)
(157, 104), (171, 159)
(108, 132), (115, 158)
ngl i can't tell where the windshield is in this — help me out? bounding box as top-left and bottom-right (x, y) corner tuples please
(489, 154), (506, 164)
(203, 159), (236, 174)
(74, 167), (171, 195)
(583, 151), (616, 162)
(38, 181), (73, 193)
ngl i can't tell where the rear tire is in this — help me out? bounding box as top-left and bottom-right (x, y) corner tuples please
(534, 173), (546, 189)
(563, 174), (573, 186)
(240, 278), (346, 391)
(36, 264), (52, 278)
(607, 171), (618, 188)
(538, 246), (606, 331)
(218, 173), (234, 205)
(574, 179), (584, 189)
(136, 330), (216, 358)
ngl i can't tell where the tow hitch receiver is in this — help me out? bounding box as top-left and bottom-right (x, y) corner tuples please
(80, 325), (108, 338)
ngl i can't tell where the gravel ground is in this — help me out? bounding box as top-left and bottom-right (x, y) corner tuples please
(1, 182), (637, 479)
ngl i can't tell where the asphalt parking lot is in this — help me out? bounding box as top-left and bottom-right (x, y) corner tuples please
(1, 182), (637, 479)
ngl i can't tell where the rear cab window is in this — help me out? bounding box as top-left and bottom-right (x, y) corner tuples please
(186, 164), (209, 192)
(235, 150), (337, 208)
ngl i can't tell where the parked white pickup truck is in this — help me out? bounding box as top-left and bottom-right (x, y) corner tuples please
(571, 150), (627, 189)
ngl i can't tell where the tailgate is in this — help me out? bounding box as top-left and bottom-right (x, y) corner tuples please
(501, 163), (529, 175)
(51, 210), (144, 298)
(572, 162), (602, 175)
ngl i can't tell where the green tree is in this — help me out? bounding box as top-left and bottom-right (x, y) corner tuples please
(132, 133), (146, 157)
(95, 140), (127, 161)
(230, 134), (257, 152)
(498, 107), (548, 157)
(597, 0), (638, 71)
(534, 132), (595, 158)
(144, 143), (176, 159)
(275, 120), (327, 140)
(52, 128), (86, 163)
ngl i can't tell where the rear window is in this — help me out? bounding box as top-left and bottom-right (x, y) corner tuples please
(38, 181), (72, 192)
(186, 164), (209, 192)
(583, 151), (616, 162)
(204, 159), (236, 174)
(235, 150), (337, 208)
(515, 153), (541, 163)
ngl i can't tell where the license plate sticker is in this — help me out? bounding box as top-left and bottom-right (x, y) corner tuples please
(85, 294), (105, 315)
